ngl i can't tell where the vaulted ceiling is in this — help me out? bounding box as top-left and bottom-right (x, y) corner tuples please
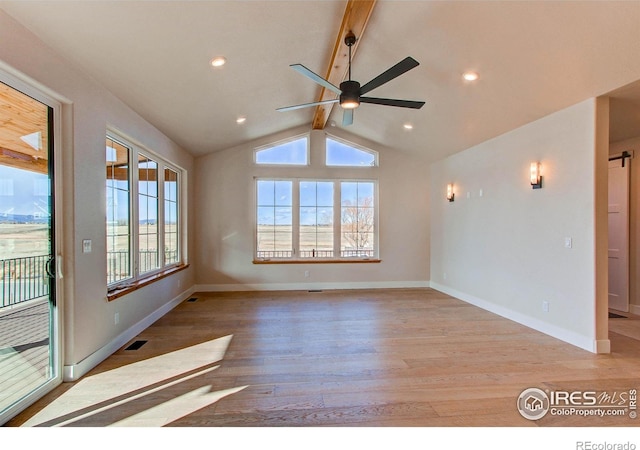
(2, 0), (640, 162)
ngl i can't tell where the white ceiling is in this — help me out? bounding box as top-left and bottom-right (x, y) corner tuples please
(2, 0), (640, 162)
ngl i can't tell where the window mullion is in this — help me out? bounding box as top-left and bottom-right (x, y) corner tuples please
(333, 180), (341, 258)
(131, 147), (140, 279)
(292, 179), (300, 259)
(158, 167), (165, 267)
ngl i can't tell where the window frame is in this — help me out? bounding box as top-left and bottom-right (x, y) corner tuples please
(106, 131), (184, 293)
(254, 177), (379, 263)
(325, 134), (379, 167)
(254, 134), (310, 166)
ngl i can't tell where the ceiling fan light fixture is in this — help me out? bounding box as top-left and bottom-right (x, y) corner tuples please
(339, 79), (361, 109)
(340, 98), (360, 109)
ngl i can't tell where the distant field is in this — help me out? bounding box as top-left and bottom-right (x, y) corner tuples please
(257, 225), (334, 251)
(257, 225), (373, 258)
(0, 224), (49, 260)
(1, 223), (178, 261)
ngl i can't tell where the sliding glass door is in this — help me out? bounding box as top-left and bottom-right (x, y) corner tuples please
(0, 75), (61, 424)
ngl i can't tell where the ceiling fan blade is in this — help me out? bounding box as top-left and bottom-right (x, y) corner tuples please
(342, 109), (354, 126)
(359, 57), (420, 95)
(290, 64), (342, 95)
(360, 97), (425, 109)
(276, 99), (339, 112)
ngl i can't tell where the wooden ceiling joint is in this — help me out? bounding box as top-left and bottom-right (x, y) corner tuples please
(311, 0), (377, 130)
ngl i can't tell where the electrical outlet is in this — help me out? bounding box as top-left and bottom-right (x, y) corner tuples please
(304, 270), (310, 278)
(542, 301), (550, 313)
(114, 312), (120, 325)
(564, 237), (572, 249)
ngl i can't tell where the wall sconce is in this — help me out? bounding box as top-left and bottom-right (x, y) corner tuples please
(446, 183), (455, 202)
(530, 162), (542, 189)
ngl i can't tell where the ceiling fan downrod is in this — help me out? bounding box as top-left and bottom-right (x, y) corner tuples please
(345, 31), (356, 81)
(340, 31), (360, 110)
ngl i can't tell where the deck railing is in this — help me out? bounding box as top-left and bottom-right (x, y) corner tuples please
(0, 255), (50, 308)
(107, 250), (179, 285)
(1, 250), (181, 307)
(256, 249), (374, 259)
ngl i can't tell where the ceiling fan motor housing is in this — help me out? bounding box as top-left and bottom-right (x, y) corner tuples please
(339, 80), (361, 108)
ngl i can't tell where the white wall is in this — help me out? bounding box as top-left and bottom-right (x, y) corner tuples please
(0, 11), (195, 379)
(430, 99), (604, 352)
(194, 127), (430, 291)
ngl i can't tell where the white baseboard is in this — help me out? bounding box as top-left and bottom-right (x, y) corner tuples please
(63, 286), (195, 381)
(194, 280), (430, 292)
(429, 282), (599, 353)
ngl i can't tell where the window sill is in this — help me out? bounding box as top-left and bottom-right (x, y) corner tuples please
(107, 264), (189, 302)
(253, 259), (381, 265)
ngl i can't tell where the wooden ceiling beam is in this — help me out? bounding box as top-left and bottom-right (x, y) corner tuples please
(311, 0), (377, 130)
(0, 147), (48, 175)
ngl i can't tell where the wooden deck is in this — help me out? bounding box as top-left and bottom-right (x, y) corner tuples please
(0, 298), (50, 413)
(4, 288), (640, 428)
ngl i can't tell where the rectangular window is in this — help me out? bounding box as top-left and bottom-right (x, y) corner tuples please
(340, 181), (375, 257)
(164, 168), (179, 265)
(138, 154), (159, 274)
(255, 178), (376, 261)
(106, 133), (183, 289)
(256, 180), (293, 258)
(300, 181), (334, 258)
(106, 136), (131, 284)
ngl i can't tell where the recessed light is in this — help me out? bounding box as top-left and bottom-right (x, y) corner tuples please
(463, 71), (479, 81)
(403, 123), (413, 130)
(236, 116), (246, 124)
(210, 56), (226, 67)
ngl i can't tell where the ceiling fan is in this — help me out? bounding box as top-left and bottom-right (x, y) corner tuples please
(277, 31), (425, 126)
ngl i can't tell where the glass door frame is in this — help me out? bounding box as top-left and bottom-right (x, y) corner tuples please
(0, 64), (64, 425)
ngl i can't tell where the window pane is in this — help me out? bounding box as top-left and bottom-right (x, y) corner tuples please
(106, 137), (131, 284)
(257, 180), (274, 205)
(138, 154), (159, 274)
(341, 181), (375, 257)
(299, 181), (334, 258)
(255, 137), (308, 165)
(326, 138), (377, 167)
(300, 181), (317, 207)
(256, 180), (293, 258)
(164, 168), (179, 266)
(275, 181), (292, 206)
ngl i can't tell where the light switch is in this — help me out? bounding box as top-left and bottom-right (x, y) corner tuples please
(82, 239), (92, 253)
(564, 237), (572, 249)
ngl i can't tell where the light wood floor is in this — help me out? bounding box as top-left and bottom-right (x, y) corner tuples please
(6, 288), (640, 427)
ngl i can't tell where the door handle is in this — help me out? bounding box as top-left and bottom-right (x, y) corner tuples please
(45, 256), (55, 278)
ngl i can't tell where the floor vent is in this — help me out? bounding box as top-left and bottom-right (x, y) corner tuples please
(187, 297), (198, 302)
(609, 312), (626, 319)
(308, 290), (323, 293)
(125, 340), (147, 351)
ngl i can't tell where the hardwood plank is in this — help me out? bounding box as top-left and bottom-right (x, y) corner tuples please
(6, 288), (640, 427)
